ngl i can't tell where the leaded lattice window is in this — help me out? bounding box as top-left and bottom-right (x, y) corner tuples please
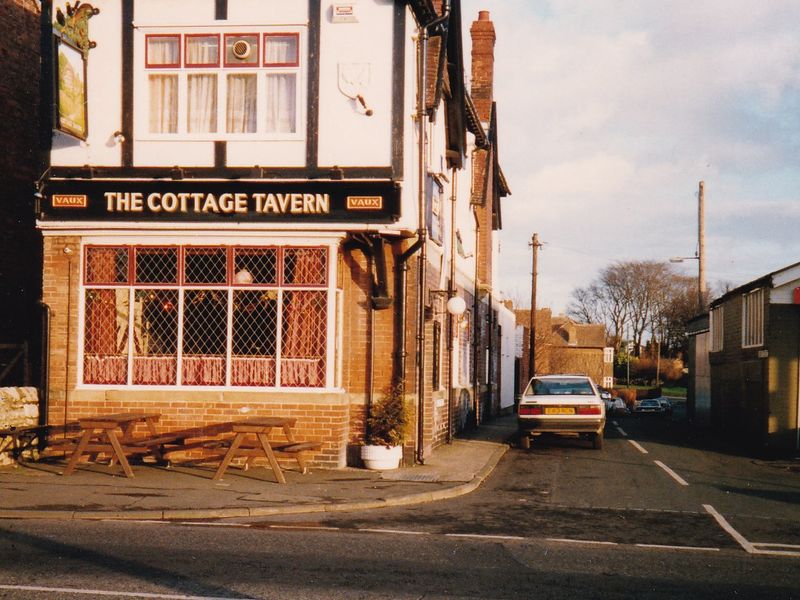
(82, 244), (329, 388)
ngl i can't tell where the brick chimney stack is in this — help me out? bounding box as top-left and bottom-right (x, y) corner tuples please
(470, 10), (496, 124)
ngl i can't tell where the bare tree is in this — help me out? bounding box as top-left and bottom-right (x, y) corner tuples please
(568, 260), (696, 358)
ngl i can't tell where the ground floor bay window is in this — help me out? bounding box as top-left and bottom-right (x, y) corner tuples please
(81, 243), (330, 388)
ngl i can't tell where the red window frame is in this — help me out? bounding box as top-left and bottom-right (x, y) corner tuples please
(280, 246), (328, 288)
(223, 33), (260, 68)
(133, 246), (180, 286)
(184, 33), (221, 68)
(182, 246), (229, 286)
(83, 245), (131, 285)
(145, 34), (182, 69)
(232, 246), (280, 287)
(263, 33), (300, 67)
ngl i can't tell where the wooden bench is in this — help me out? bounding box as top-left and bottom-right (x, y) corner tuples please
(62, 413), (162, 478)
(0, 422), (81, 463)
(214, 439), (323, 474)
(211, 418), (321, 483)
(127, 422), (235, 463)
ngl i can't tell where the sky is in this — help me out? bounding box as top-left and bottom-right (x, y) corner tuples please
(460, 0), (800, 314)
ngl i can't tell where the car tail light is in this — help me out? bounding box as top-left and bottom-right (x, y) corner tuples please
(519, 405), (543, 415)
(577, 405), (602, 415)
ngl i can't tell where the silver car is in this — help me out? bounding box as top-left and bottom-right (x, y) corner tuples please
(518, 375), (607, 449)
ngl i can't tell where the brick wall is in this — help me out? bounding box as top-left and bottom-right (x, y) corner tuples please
(0, 0), (43, 355)
(0, 0), (40, 181)
(469, 11), (495, 124)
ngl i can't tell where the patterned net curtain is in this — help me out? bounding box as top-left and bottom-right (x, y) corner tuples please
(83, 248), (130, 384)
(281, 248), (327, 387)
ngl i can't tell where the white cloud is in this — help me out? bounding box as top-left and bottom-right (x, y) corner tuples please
(461, 0), (800, 311)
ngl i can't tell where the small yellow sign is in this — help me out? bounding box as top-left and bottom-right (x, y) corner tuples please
(52, 194), (88, 208)
(346, 196), (382, 210)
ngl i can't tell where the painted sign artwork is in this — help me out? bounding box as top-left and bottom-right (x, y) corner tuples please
(56, 37), (88, 140)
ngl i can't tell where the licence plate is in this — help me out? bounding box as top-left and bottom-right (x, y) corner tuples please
(544, 407), (575, 415)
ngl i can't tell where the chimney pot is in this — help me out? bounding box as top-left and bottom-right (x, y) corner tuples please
(478, 10), (490, 21)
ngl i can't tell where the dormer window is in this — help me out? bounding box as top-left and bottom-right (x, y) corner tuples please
(142, 30), (303, 139)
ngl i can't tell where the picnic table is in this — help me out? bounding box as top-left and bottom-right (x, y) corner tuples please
(212, 417), (321, 484)
(62, 412), (161, 478)
(0, 422), (81, 464)
(54, 413), (321, 482)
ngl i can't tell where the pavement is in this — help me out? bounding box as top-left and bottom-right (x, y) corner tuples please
(0, 415), (517, 521)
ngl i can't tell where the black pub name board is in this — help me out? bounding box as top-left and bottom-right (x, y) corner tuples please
(41, 180), (401, 223)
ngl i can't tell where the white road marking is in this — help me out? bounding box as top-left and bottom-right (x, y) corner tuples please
(445, 533), (526, 541)
(0, 584), (255, 600)
(178, 522), (250, 528)
(360, 528), (429, 535)
(654, 460), (689, 486)
(546, 538), (618, 546)
(703, 504), (756, 554)
(635, 544), (720, 552)
(268, 525), (340, 531)
(753, 542), (800, 549)
(750, 548), (800, 557)
(628, 440), (648, 454)
(615, 426), (628, 437)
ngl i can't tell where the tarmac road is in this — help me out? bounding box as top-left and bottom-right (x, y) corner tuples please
(0, 517), (798, 599)
(0, 407), (798, 598)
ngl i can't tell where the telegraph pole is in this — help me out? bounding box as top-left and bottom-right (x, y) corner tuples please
(528, 233), (543, 383)
(698, 181), (706, 311)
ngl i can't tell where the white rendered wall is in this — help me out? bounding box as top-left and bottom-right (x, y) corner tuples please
(317, 0), (395, 168)
(51, 0), (123, 167)
(497, 300), (517, 409)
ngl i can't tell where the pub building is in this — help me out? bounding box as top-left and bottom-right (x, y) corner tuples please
(37, 0), (511, 468)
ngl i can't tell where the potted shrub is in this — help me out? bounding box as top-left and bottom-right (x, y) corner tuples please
(360, 384), (408, 470)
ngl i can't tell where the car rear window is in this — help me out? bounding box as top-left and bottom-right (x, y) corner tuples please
(526, 378), (595, 396)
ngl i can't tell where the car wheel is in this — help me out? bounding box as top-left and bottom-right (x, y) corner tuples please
(520, 434), (531, 450)
(592, 432), (603, 450)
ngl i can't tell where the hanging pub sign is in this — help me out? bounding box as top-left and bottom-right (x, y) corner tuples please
(54, 36), (88, 139)
(53, 2), (99, 140)
(40, 180), (401, 224)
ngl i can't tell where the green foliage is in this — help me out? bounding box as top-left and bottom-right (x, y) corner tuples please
(366, 384), (409, 448)
(661, 386), (687, 398)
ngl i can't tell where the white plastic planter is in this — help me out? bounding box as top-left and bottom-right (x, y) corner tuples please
(360, 444), (402, 470)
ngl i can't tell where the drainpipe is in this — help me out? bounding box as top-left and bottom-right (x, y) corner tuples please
(413, 5), (450, 463)
(471, 203), (481, 427)
(347, 234), (393, 442)
(414, 21), (429, 464)
(397, 238), (423, 385)
(446, 167), (458, 443)
(487, 293), (494, 418)
(38, 301), (51, 430)
(64, 249), (75, 432)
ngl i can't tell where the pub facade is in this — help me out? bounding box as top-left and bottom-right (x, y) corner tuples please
(37, 0), (510, 467)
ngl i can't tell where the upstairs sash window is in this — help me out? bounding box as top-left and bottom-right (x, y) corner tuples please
(143, 30), (303, 139)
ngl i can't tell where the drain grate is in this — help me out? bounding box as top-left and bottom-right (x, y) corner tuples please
(381, 472), (441, 483)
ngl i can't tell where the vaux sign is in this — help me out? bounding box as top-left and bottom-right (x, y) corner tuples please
(41, 180), (401, 223)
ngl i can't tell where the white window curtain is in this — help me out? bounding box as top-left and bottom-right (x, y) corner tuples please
(147, 36), (179, 65)
(149, 74), (178, 133)
(188, 74), (217, 133)
(226, 74), (257, 133)
(265, 36), (297, 64)
(265, 73), (296, 133)
(186, 36), (219, 65)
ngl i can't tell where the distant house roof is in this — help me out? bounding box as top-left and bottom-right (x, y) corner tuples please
(514, 309), (607, 349)
(551, 316), (606, 348)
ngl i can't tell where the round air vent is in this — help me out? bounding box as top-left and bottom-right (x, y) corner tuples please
(232, 39), (252, 60)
